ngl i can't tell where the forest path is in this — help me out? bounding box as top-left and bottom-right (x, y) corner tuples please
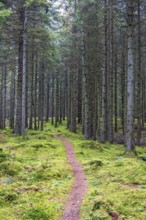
(54, 135), (88, 220)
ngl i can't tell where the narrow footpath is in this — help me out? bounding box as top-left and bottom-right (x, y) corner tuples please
(54, 135), (88, 220)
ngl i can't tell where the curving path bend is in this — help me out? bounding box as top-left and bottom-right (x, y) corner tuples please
(54, 135), (88, 220)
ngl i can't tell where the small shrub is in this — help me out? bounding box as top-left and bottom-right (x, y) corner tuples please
(0, 161), (22, 176)
(0, 151), (8, 163)
(0, 189), (19, 206)
(37, 134), (47, 140)
(80, 141), (104, 151)
(11, 143), (26, 149)
(23, 207), (52, 220)
(88, 160), (103, 167)
(32, 164), (61, 181)
(30, 143), (46, 149)
(5, 192), (18, 202)
(92, 201), (103, 211)
(29, 141), (56, 149)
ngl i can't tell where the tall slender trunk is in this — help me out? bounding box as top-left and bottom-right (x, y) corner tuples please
(67, 68), (71, 129)
(29, 47), (34, 129)
(40, 62), (45, 131)
(108, 0), (114, 143)
(114, 48), (118, 132)
(55, 72), (59, 127)
(15, 10), (24, 134)
(34, 60), (38, 130)
(101, 0), (108, 142)
(46, 73), (50, 122)
(70, 0), (78, 133)
(21, 9), (27, 136)
(125, 0), (136, 152)
(10, 63), (16, 129)
(136, 0), (142, 145)
(15, 36), (23, 133)
(2, 65), (7, 129)
(51, 72), (54, 125)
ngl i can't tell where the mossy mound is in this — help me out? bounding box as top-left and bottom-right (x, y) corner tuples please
(29, 142), (47, 149)
(29, 141), (57, 149)
(23, 207), (53, 220)
(0, 189), (19, 207)
(32, 164), (62, 180)
(76, 140), (104, 152)
(98, 158), (146, 184)
(0, 151), (8, 163)
(0, 161), (23, 176)
(87, 160), (103, 167)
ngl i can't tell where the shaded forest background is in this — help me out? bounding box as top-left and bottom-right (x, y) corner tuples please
(0, 0), (146, 153)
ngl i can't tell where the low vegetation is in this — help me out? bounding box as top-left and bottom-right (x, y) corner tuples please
(53, 122), (146, 220)
(0, 124), (73, 220)
(0, 122), (146, 219)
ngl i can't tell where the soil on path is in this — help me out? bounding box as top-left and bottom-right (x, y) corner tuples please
(54, 135), (88, 220)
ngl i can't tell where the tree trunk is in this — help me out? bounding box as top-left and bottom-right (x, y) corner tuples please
(21, 9), (27, 136)
(101, 0), (108, 142)
(15, 36), (23, 134)
(125, 0), (136, 152)
(10, 63), (16, 129)
(55, 72), (59, 127)
(136, 0), (142, 145)
(34, 60), (38, 130)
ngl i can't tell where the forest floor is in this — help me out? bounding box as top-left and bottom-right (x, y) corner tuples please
(54, 135), (87, 220)
(0, 122), (146, 219)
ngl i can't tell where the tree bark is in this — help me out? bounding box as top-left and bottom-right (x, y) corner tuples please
(21, 9), (27, 136)
(125, 0), (136, 152)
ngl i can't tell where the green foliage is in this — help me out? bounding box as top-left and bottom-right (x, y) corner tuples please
(0, 189), (19, 207)
(0, 3), (11, 26)
(72, 140), (146, 220)
(23, 207), (52, 220)
(0, 124), (73, 219)
(0, 122), (146, 219)
(0, 151), (8, 163)
(31, 163), (62, 180)
(80, 141), (104, 151)
(25, 0), (50, 8)
(0, 161), (22, 176)
(87, 160), (103, 167)
(49, 122), (146, 220)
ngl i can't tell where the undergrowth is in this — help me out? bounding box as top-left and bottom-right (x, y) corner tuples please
(51, 121), (146, 220)
(0, 124), (73, 220)
(0, 122), (146, 219)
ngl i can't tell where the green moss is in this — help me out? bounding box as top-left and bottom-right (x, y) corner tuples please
(49, 122), (146, 220)
(87, 160), (103, 167)
(74, 143), (146, 220)
(0, 189), (19, 206)
(23, 206), (53, 220)
(0, 151), (8, 163)
(1, 122), (146, 219)
(0, 124), (73, 219)
(29, 141), (57, 149)
(80, 141), (104, 151)
(32, 164), (62, 180)
(0, 161), (23, 176)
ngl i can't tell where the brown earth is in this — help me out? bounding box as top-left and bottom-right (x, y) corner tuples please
(54, 135), (88, 220)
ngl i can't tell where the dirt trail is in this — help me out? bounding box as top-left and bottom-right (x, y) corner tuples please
(54, 135), (88, 220)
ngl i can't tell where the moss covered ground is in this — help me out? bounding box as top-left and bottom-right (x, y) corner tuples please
(0, 122), (146, 219)
(0, 124), (73, 220)
(49, 122), (146, 220)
